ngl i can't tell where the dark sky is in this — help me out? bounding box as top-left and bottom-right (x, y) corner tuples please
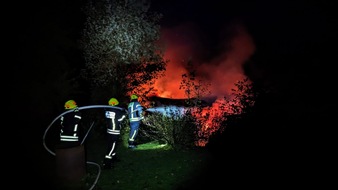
(9, 0), (336, 139)
(147, 0), (337, 106)
(9, 0), (336, 147)
(11, 0), (336, 97)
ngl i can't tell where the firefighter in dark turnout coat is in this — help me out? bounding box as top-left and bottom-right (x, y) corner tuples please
(103, 97), (127, 169)
(59, 100), (82, 148)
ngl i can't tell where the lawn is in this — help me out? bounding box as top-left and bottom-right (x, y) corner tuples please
(48, 131), (211, 190)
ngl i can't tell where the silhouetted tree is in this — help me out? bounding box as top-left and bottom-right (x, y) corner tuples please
(80, 0), (167, 103)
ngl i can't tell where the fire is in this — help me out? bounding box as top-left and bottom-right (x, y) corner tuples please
(136, 22), (255, 146)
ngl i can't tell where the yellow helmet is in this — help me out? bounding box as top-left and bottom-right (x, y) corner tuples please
(64, 100), (77, 109)
(130, 94), (138, 100)
(108, 98), (119, 106)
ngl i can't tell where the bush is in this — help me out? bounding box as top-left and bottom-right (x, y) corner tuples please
(140, 108), (199, 150)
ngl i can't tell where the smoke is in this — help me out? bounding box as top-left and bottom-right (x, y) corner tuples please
(153, 21), (256, 100)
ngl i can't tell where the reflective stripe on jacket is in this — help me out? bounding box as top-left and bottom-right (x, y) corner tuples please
(128, 101), (144, 122)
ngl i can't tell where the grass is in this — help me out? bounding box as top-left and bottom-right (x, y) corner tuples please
(81, 132), (210, 190)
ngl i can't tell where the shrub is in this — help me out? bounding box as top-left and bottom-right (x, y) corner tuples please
(140, 107), (199, 150)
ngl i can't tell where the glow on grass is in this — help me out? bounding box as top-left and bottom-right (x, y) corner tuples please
(125, 140), (170, 150)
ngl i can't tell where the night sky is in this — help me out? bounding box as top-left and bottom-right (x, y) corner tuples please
(11, 0), (336, 111)
(150, 0), (336, 99)
(7, 0), (337, 188)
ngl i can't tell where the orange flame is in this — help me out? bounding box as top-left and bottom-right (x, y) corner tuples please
(137, 22), (255, 146)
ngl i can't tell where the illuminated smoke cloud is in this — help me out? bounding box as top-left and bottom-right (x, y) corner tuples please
(143, 20), (256, 146)
(153, 21), (256, 100)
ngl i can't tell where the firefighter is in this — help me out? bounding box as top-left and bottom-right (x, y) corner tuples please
(103, 97), (127, 169)
(59, 100), (82, 148)
(127, 94), (144, 149)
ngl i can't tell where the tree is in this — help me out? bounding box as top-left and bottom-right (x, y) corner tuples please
(79, 0), (167, 103)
